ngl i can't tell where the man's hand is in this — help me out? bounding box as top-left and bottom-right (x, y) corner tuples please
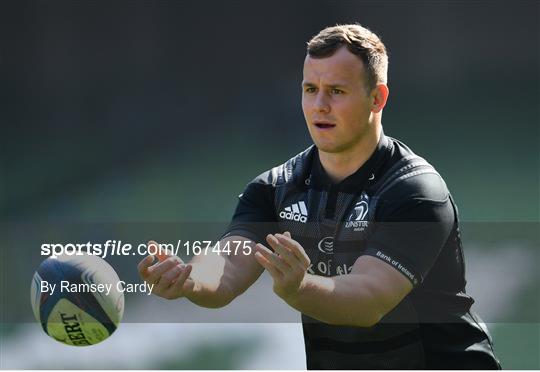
(137, 241), (194, 300)
(254, 232), (310, 303)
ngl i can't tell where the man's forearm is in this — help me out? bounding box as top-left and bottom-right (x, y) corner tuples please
(183, 238), (262, 308)
(184, 256), (235, 308)
(283, 273), (382, 327)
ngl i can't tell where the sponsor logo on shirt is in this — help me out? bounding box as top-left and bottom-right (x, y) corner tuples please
(279, 201), (308, 223)
(306, 260), (353, 276)
(375, 250), (418, 285)
(317, 236), (334, 254)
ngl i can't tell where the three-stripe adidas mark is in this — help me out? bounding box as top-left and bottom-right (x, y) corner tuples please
(279, 201), (308, 223)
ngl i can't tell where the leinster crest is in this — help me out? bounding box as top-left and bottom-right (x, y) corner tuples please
(345, 193), (370, 232)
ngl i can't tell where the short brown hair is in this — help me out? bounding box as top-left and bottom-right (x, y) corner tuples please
(307, 24), (388, 91)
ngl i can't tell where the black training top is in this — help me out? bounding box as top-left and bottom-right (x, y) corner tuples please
(223, 134), (500, 369)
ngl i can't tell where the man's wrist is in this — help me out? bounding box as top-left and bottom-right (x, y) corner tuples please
(280, 274), (312, 309)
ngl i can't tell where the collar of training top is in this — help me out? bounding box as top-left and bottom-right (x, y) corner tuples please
(308, 133), (392, 193)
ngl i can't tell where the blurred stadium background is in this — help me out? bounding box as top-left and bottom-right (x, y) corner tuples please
(1, 0), (538, 369)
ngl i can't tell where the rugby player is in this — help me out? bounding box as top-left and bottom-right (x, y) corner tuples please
(138, 24), (501, 369)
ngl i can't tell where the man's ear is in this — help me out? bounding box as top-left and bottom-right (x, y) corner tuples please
(371, 84), (389, 113)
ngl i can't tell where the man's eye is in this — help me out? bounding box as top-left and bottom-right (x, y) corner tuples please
(304, 87), (316, 93)
(331, 88), (344, 94)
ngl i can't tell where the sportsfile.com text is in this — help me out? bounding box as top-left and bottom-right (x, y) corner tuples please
(40, 240), (252, 259)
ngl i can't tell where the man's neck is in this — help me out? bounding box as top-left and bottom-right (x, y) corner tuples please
(318, 126), (381, 184)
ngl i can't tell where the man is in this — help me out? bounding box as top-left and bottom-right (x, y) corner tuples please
(138, 24), (500, 369)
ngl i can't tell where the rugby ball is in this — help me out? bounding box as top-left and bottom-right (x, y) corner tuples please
(30, 254), (124, 346)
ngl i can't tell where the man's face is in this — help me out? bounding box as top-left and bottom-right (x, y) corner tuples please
(302, 46), (376, 154)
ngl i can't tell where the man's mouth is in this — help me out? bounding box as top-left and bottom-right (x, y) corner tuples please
(314, 122), (336, 129)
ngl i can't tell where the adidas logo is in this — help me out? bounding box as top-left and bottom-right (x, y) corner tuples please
(279, 201), (308, 223)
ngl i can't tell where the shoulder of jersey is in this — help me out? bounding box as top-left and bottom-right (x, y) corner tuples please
(251, 145), (315, 188)
(373, 138), (449, 201)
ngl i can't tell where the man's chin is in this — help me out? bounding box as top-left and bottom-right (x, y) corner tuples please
(311, 137), (345, 152)
(314, 143), (346, 154)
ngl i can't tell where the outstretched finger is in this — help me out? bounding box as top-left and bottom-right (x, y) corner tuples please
(256, 243), (289, 274)
(254, 249), (282, 280)
(145, 257), (179, 285)
(166, 264), (193, 297)
(265, 234), (297, 266)
(137, 255), (155, 279)
(151, 265), (181, 293)
(275, 234), (310, 268)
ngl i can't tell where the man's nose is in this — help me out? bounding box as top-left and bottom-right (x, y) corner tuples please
(314, 92), (330, 113)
